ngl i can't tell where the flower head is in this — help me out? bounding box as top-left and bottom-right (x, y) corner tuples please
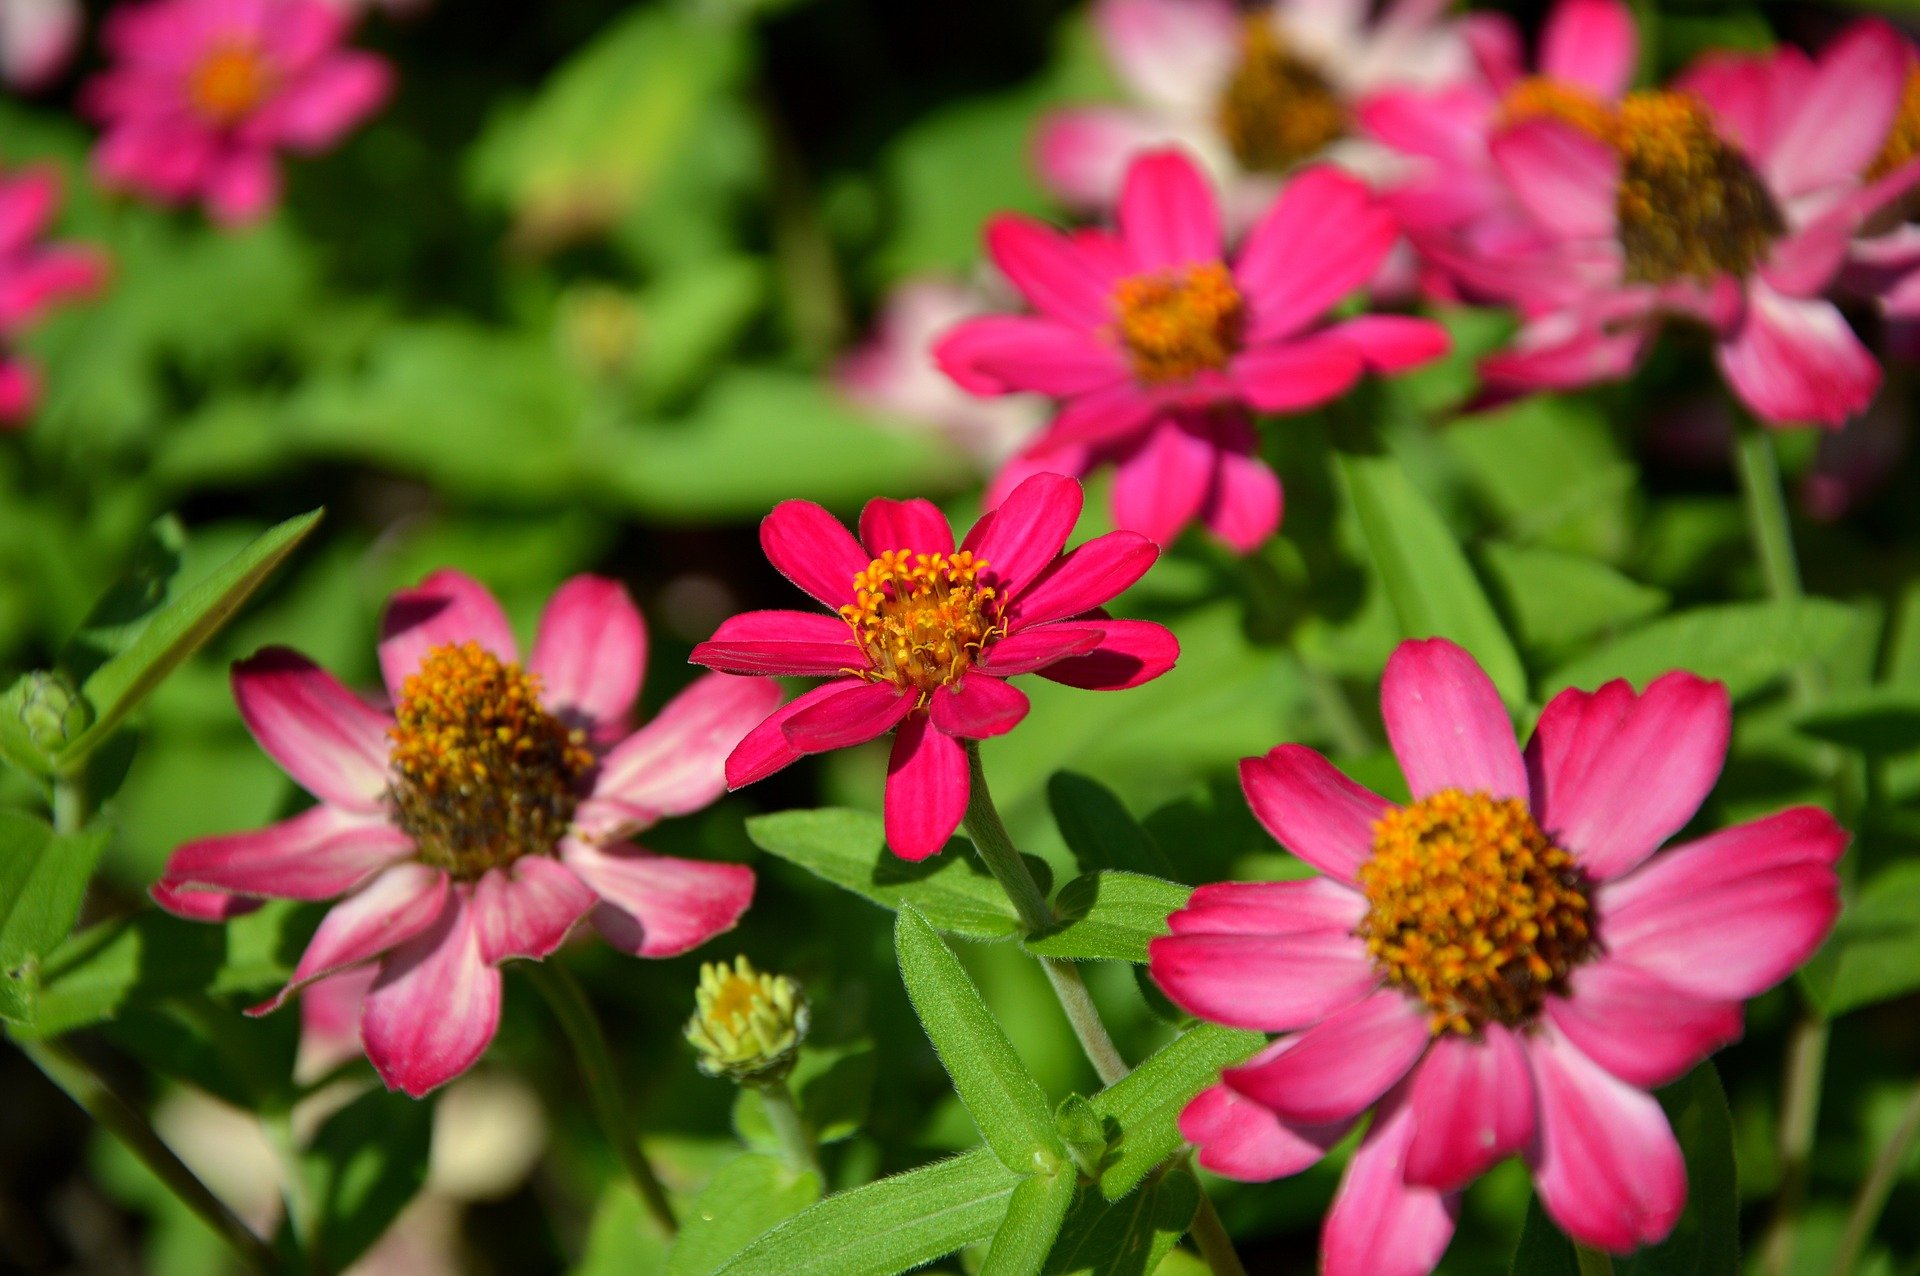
(1148, 638), (1846, 1274)
(685, 955), (810, 1083)
(689, 473), (1179, 860)
(935, 149), (1446, 552)
(83, 0), (392, 224)
(0, 164), (105, 428)
(1034, 0), (1472, 226)
(154, 570), (779, 1097)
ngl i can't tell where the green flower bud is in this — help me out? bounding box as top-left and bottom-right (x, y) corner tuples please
(685, 955), (809, 1084)
(19, 671), (89, 754)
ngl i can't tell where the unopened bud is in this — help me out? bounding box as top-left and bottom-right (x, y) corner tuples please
(685, 955), (809, 1084)
(19, 671), (89, 754)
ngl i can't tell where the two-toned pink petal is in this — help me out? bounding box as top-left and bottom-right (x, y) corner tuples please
(1490, 118), (1620, 241)
(1322, 1088), (1460, 1276)
(158, 803), (413, 903)
(378, 568), (517, 697)
(1240, 744), (1390, 884)
(232, 648), (393, 811)
(1716, 284), (1881, 428)
(1235, 168), (1399, 343)
(1180, 1083), (1351, 1182)
(562, 840), (754, 957)
(1547, 960), (1744, 1088)
(1382, 637), (1527, 801)
(1117, 149), (1222, 269)
(884, 715), (970, 861)
(1538, 0), (1637, 97)
(1404, 1025), (1536, 1190)
(529, 575), (647, 732)
(362, 890), (501, 1098)
(1223, 989), (1431, 1125)
(582, 673), (784, 834)
(470, 857), (597, 964)
(249, 862), (448, 1015)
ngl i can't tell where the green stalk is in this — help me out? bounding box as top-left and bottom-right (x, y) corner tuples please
(1574, 1244), (1616, 1276)
(524, 962), (679, 1237)
(756, 1075), (823, 1180)
(1829, 1075), (1920, 1276)
(22, 1037), (278, 1272)
(960, 742), (1248, 1275)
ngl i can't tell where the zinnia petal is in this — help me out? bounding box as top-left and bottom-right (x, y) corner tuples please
(1222, 989), (1431, 1125)
(884, 714), (970, 861)
(563, 840), (755, 957)
(362, 890), (502, 1098)
(581, 673), (784, 833)
(1404, 1024), (1535, 1191)
(1239, 744), (1389, 885)
(1546, 959), (1744, 1088)
(529, 575), (647, 733)
(965, 471), (1085, 597)
(470, 857), (597, 964)
(760, 500), (869, 610)
(1036, 618), (1178, 690)
(859, 496), (954, 558)
(232, 648), (394, 811)
(1011, 531), (1159, 628)
(1382, 637), (1527, 802)
(1117, 148), (1223, 269)
(928, 675), (1029, 740)
(1321, 1086), (1460, 1276)
(379, 569), (517, 698)
(248, 862), (448, 1015)
(158, 804), (412, 902)
(1180, 1083), (1351, 1182)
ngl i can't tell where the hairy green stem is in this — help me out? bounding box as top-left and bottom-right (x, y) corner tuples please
(22, 1037), (277, 1272)
(1574, 1244), (1616, 1276)
(1831, 1078), (1920, 1276)
(757, 1075), (823, 1180)
(524, 962), (678, 1236)
(961, 742), (1247, 1275)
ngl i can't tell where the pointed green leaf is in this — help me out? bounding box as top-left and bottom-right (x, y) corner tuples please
(982, 1170), (1077, 1276)
(896, 906), (1066, 1174)
(1087, 1023), (1263, 1199)
(298, 1086), (433, 1275)
(714, 1148), (1020, 1276)
(58, 509), (323, 768)
(1810, 861), (1920, 1016)
(1047, 773), (1174, 879)
(0, 812), (112, 1023)
(1023, 873), (1190, 964)
(1480, 542), (1667, 653)
(1044, 1169), (1199, 1275)
(1544, 600), (1864, 701)
(1339, 451), (1528, 706)
(667, 1153), (822, 1276)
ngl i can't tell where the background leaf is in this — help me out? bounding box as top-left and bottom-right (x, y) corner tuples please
(1023, 873), (1190, 964)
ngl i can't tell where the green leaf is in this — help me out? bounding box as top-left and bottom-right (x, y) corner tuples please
(1480, 542), (1668, 654)
(1047, 772), (1174, 879)
(1808, 861), (1920, 1017)
(0, 812), (112, 1018)
(714, 1148), (1021, 1276)
(668, 1153), (822, 1276)
(896, 907), (1066, 1174)
(1544, 600), (1864, 701)
(1044, 1169), (1199, 1275)
(982, 1170), (1077, 1276)
(747, 809), (1047, 940)
(58, 509), (323, 769)
(101, 997), (299, 1114)
(1087, 1023), (1263, 1199)
(60, 514), (189, 682)
(1024, 873), (1190, 964)
(299, 1087), (433, 1275)
(573, 1182), (671, 1276)
(1796, 687), (1920, 757)
(1339, 450), (1528, 706)
(734, 1040), (875, 1149)
(1511, 1197), (1580, 1276)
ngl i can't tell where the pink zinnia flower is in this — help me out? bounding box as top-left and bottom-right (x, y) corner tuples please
(83, 0), (392, 225)
(1035, 0), (1472, 227)
(835, 277), (1044, 470)
(154, 570), (778, 1097)
(935, 148), (1446, 552)
(1408, 8), (1918, 425)
(0, 164), (106, 428)
(1149, 638), (1846, 1275)
(689, 473), (1179, 861)
(0, 0), (81, 91)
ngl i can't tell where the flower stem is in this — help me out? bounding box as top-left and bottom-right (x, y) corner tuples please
(1830, 1077), (1920, 1276)
(961, 742), (1248, 1276)
(524, 961), (679, 1237)
(21, 1037), (278, 1272)
(1574, 1244), (1616, 1276)
(756, 1076), (822, 1180)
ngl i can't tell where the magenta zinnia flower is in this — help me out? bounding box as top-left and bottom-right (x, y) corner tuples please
(154, 570), (778, 1097)
(689, 473), (1179, 861)
(0, 164), (105, 427)
(1149, 638), (1845, 1274)
(83, 0), (392, 225)
(935, 148), (1447, 550)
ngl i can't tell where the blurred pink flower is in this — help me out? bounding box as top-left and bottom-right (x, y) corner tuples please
(936, 149), (1444, 551)
(1035, 0), (1472, 227)
(0, 164), (106, 428)
(1151, 638), (1846, 1275)
(0, 0), (81, 91)
(155, 571), (776, 1097)
(835, 277), (1044, 469)
(82, 0), (392, 225)
(690, 473), (1178, 861)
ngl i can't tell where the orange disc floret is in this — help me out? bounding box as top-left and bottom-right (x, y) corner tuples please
(188, 41), (275, 125)
(388, 641), (593, 879)
(1869, 66), (1920, 180)
(1216, 16), (1348, 173)
(1499, 76), (1618, 140)
(1357, 789), (1595, 1036)
(1610, 91), (1783, 283)
(839, 550), (1002, 697)
(1112, 263), (1246, 385)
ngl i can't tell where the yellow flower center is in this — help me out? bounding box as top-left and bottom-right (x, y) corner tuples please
(1357, 789), (1595, 1036)
(387, 642), (593, 880)
(1112, 263), (1246, 385)
(1504, 81), (1783, 284)
(188, 41), (274, 126)
(1869, 67), (1920, 181)
(1216, 16), (1348, 173)
(686, 955), (810, 1082)
(839, 550), (1002, 697)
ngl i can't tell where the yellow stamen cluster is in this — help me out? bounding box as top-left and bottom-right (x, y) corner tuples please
(1216, 16), (1348, 173)
(685, 956), (810, 1083)
(388, 641), (593, 880)
(1503, 81), (1782, 284)
(1868, 67), (1920, 181)
(188, 42), (274, 125)
(840, 550), (1001, 697)
(1357, 789), (1595, 1036)
(1112, 263), (1246, 385)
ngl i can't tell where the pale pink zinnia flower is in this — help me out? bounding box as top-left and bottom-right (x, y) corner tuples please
(935, 148), (1446, 552)
(1035, 0), (1472, 227)
(0, 165), (106, 428)
(154, 570), (778, 1097)
(0, 0), (81, 91)
(835, 277), (1045, 470)
(1150, 638), (1846, 1275)
(83, 0), (392, 225)
(690, 473), (1178, 861)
